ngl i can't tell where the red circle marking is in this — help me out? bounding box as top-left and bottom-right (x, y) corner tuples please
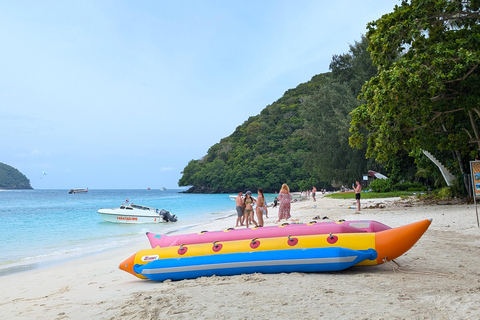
(178, 246), (188, 255)
(212, 243), (223, 252)
(327, 235), (338, 244)
(287, 238), (298, 246)
(250, 240), (261, 249)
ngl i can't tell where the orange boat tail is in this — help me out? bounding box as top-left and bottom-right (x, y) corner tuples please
(375, 219), (432, 264)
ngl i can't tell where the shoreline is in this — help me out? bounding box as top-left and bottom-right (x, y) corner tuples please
(0, 191), (284, 278)
(2, 194), (480, 319)
(0, 207), (238, 278)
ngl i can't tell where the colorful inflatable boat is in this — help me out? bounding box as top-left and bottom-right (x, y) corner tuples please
(121, 219), (431, 281)
(146, 220), (391, 248)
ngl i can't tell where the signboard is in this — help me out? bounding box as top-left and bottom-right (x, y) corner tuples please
(469, 161), (480, 227)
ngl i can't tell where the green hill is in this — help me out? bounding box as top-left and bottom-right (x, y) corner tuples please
(0, 162), (33, 189)
(178, 37), (382, 194)
(178, 73), (332, 193)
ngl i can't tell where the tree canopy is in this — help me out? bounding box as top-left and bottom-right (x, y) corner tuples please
(350, 0), (480, 178)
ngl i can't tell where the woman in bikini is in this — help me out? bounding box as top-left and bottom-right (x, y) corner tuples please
(255, 188), (268, 227)
(244, 191), (258, 228)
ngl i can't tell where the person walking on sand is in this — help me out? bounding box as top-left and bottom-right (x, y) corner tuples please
(312, 186), (317, 202)
(276, 183), (292, 223)
(255, 188), (267, 227)
(244, 191), (258, 228)
(235, 191), (245, 227)
(355, 181), (362, 213)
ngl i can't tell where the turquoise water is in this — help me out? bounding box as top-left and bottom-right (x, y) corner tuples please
(0, 189), (243, 275)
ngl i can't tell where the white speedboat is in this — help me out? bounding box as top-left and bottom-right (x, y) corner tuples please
(97, 204), (177, 224)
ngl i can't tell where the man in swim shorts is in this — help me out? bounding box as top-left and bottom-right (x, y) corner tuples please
(355, 181), (362, 213)
(235, 191), (245, 227)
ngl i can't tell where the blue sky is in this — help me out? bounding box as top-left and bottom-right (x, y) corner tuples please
(0, 0), (400, 189)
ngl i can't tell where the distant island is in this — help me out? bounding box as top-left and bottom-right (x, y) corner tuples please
(0, 162), (33, 189)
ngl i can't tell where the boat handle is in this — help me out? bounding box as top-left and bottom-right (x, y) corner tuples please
(251, 237), (258, 244)
(178, 244), (188, 255)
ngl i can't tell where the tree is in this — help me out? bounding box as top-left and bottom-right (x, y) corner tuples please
(302, 82), (370, 184)
(301, 36), (382, 186)
(329, 35), (378, 96)
(350, 0), (480, 180)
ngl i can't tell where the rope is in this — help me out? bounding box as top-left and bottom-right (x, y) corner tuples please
(385, 259), (454, 278)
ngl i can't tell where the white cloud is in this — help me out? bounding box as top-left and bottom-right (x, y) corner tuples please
(31, 149), (50, 156)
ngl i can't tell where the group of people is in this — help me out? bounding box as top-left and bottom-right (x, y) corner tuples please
(235, 183), (293, 228)
(299, 187), (326, 202)
(234, 180), (362, 228)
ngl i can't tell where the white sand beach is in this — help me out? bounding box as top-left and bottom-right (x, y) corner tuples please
(1, 194), (480, 319)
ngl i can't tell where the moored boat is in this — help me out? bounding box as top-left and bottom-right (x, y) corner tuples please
(69, 188), (88, 194)
(98, 204), (177, 224)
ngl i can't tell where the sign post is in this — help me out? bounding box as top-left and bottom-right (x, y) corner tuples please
(469, 161), (480, 227)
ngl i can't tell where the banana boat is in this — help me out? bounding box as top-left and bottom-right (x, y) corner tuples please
(146, 220), (392, 248)
(121, 219), (431, 281)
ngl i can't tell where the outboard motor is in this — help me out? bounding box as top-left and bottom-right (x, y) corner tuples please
(159, 209), (178, 222)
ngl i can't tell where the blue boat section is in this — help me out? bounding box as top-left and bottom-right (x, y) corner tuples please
(134, 247), (378, 282)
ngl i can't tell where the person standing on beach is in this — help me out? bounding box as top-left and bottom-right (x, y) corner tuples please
(255, 188), (267, 227)
(235, 191), (245, 227)
(276, 183), (292, 222)
(312, 186), (317, 202)
(355, 181), (362, 213)
(244, 191), (258, 228)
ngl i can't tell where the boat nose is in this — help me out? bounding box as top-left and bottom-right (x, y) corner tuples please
(375, 219), (432, 264)
(119, 253), (144, 278)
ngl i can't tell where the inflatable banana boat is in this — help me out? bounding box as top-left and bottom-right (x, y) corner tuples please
(146, 220), (391, 248)
(121, 219), (431, 281)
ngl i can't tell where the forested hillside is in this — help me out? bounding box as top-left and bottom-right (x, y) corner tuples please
(0, 162), (33, 189)
(179, 73), (330, 193)
(180, 1), (480, 196)
(179, 37), (378, 193)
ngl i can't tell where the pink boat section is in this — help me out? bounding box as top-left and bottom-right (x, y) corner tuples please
(146, 220), (392, 248)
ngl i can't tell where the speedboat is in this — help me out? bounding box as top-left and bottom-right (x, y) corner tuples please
(97, 204), (177, 224)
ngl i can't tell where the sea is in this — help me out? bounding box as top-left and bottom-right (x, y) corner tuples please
(0, 189), (272, 276)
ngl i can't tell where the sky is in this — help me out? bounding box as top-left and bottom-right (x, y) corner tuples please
(0, 0), (400, 189)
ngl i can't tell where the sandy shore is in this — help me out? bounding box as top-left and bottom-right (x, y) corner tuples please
(2, 194), (480, 319)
